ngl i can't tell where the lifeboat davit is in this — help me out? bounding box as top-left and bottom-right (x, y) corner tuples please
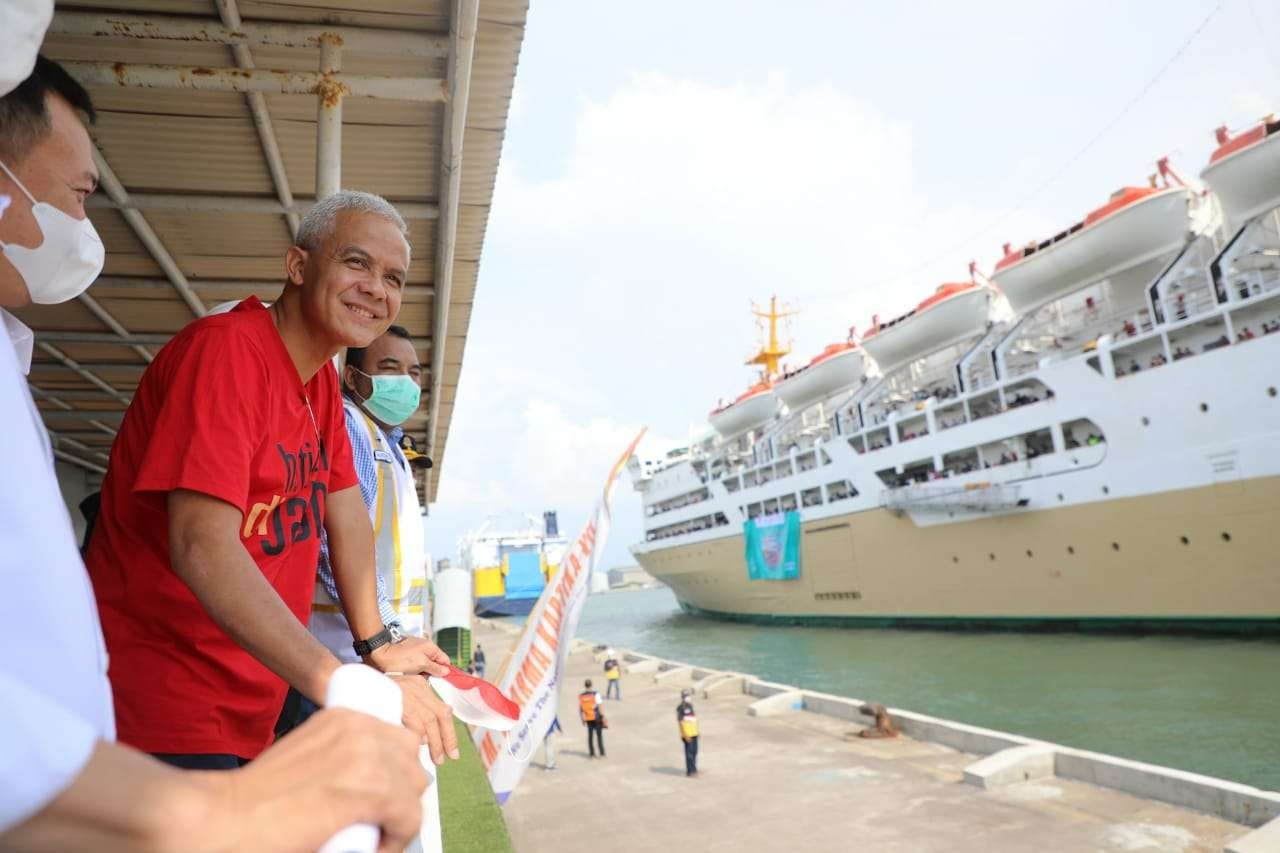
(708, 382), (778, 437)
(774, 342), (866, 411)
(859, 283), (992, 372)
(1200, 116), (1280, 228)
(991, 183), (1191, 315)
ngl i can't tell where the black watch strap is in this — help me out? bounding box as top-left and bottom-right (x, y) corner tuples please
(353, 626), (394, 658)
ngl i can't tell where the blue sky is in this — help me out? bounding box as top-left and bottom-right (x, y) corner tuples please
(425, 0), (1280, 570)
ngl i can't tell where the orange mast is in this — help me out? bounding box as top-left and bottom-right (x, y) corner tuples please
(745, 295), (795, 381)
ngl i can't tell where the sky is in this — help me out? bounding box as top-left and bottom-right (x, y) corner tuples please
(424, 0), (1280, 571)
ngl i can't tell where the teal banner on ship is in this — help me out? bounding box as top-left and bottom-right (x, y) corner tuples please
(743, 511), (801, 580)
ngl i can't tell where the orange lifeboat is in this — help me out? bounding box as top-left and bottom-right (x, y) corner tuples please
(1199, 116), (1280, 228)
(708, 381), (778, 437)
(774, 342), (866, 411)
(992, 177), (1191, 315)
(858, 282), (992, 372)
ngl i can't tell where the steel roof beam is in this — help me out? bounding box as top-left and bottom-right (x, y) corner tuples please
(425, 0), (479, 503)
(78, 291), (153, 362)
(87, 192), (439, 219)
(64, 62), (447, 102)
(37, 343), (133, 406)
(89, 276), (435, 298)
(36, 410), (126, 424)
(53, 448), (108, 475)
(51, 11), (449, 58)
(93, 150), (207, 319)
(214, 0), (300, 238)
(29, 387), (129, 402)
(29, 384), (121, 439)
(37, 330), (173, 345)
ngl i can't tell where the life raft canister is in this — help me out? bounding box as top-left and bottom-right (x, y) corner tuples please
(579, 691), (598, 721)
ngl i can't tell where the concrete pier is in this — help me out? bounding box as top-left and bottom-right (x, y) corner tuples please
(475, 621), (1267, 852)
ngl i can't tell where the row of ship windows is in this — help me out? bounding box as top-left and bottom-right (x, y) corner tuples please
(645, 479), (859, 540)
(723, 447), (834, 494)
(648, 447), (836, 518)
(743, 480), (858, 519)
(849, 379), (1055, 450)
(645, 511), (731, 542)
(873, 418), (1105, 488)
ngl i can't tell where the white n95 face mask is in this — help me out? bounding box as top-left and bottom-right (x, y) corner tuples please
(0, 159), (105, 304)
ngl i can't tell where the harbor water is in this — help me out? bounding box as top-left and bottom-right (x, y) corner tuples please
(559, 586), (1280, 792)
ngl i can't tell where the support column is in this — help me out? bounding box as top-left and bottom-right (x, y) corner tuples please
(315, 35), (343, 200)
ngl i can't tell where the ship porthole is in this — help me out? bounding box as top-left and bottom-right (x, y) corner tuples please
(988, 553), (996, 561)
(1221, 531), (1232, 542)
(1180, 536), (1190, 545)
(1141, 416), (1150, 426)
(1199, 403), (1209, 412)
(1057, 493), (1064, 502)
(1102, 485), (1110, 495)
(952, 556), (959, 564)
(1067, 545), (1075, 555)
(1270, 387), (1277, 397)
(1025, 549), (1033, 558)
(1111, 542), (1120, 552)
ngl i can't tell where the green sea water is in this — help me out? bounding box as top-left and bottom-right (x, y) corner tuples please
(569, 586), (1280, 792)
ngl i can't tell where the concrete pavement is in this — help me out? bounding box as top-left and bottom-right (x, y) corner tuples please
(474, 621), (1251, 853)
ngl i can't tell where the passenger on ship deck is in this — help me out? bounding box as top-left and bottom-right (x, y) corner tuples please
(0, 53), (425, 850)
(85, 191), (460, 770)
(1237, 326), (1255, 342)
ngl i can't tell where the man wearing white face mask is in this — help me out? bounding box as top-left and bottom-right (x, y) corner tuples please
(0, 56), (429, 851)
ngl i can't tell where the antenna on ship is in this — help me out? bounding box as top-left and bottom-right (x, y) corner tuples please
(746, 295), (795, 381)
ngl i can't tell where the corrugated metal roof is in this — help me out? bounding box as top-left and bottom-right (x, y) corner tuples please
(19, 0), (529, 504)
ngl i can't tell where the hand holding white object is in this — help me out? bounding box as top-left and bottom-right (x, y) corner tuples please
(318, 664), (409, 853)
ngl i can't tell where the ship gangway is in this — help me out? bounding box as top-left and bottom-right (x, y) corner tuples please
(880, 482), (1027, 514)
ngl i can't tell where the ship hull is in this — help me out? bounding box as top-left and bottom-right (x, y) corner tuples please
(636, 475), (1280, 632)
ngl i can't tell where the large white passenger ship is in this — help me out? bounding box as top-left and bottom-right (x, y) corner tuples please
(628, 117), (1280, 632)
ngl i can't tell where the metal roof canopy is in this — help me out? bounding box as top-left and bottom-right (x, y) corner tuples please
(23, 0), (529, 504)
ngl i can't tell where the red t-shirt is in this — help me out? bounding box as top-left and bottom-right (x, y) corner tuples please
(85, 298), (356, 758)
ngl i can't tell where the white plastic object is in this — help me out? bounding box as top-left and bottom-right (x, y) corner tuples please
(317, 664), (404, 853)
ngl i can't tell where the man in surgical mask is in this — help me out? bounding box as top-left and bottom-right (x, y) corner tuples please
(302, 324), (430, 711)
(0, 56), (427, 851)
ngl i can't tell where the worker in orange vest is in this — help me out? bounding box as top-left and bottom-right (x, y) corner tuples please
(579, 679), (606, 758)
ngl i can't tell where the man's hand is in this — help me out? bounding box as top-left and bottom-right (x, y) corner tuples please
(0, 709), (426, 853)
(391, 674), (459, 765)
(211, 708), (428, 853)
(367, 636), (451, 678)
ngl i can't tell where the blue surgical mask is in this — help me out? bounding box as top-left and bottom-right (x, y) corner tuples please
(353, 368), (421, 425)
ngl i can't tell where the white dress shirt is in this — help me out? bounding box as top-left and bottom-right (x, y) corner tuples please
(0, 309), (115, 832)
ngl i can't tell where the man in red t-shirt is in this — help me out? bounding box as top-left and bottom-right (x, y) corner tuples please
(86, 191), (458, 768)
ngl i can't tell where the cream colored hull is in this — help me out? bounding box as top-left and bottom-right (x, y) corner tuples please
(635, 476), (1280, 625)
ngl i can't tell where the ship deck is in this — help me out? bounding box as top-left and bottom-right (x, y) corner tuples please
(476, 622), (1265, 853)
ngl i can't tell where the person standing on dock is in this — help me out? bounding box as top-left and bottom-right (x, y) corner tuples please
(543, 715), (563, 771)
(579, 680), (606, 758)
(474, 643), (487, 679)
(677, 688), (699, 777)
(603, 649), (622, 700)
